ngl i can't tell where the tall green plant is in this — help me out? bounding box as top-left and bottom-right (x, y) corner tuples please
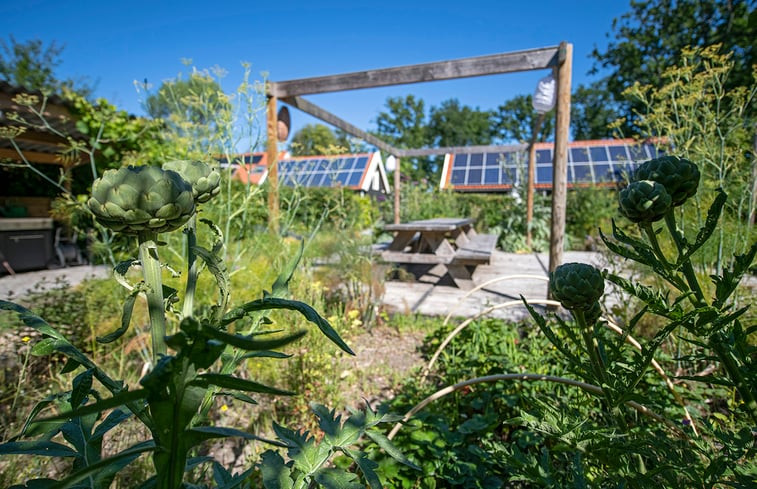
(522, 155), (756, 485)
(0, 163), (411, 488)
(621, 44), (756, 270)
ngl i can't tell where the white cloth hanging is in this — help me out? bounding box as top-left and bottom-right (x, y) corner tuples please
(532, 74), (556, 114)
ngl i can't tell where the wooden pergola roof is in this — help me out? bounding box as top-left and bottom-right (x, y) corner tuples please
(265, 44), (573, 275)
(0, 81), (84, 167)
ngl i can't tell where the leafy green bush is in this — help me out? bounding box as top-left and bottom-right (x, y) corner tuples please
(566, 186), (617, 249)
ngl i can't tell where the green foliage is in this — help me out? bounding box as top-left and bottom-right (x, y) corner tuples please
(257, 403), (416, 489)
(289, 124), (352, 156)
(0, 162), (403, 488)
(493, 94), (553, 143)
(570, 79), (620, 140)
(622, 44), (756, 264)
(373, 95), (433, 184)
(137, 61), (266, 160)
(0, 36), (93, 97)
(565, 186), (617, 247)
(591, 0), (755, 135)
(428, 99), (495, 147)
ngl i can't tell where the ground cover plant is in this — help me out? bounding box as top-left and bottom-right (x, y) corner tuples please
(373, 155), (756, 487)
(0, 162), (416, 488)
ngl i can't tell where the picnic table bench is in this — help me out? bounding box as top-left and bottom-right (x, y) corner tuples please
(379, 217), (497, 289)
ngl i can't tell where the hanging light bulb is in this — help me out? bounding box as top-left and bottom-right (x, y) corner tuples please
(532, 73), (556, 114)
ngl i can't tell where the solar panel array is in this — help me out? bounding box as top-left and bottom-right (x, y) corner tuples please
(443, 140), (664, 191)
(277, 154), (371, 188)
(217, 153), (264, 168)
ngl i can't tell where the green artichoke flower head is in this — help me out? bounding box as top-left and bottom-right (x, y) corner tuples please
(634, 155), (699, 207)
(549, 262), (605, 311)
(88, 165), (195, 234)
(162, 160), (221, 204)
(618, 180), (672, 223)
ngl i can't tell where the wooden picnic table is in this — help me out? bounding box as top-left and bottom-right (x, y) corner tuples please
(380, 217), (497, 289)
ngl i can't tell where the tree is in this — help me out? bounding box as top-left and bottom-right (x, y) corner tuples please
(428, 98), (494, 147)
(289, 124), (348, 156)
(0, 36), (93, 97)
(493, 95), (554, 144)
(570, 80), (620, 140)
(142, 68), (233, 155)
(591, 0), (755, 134)
(373, 95), (433, 183)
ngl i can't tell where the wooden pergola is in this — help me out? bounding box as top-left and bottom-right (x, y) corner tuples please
(266, 43), (572, 274)
(0, 81), (86, 194)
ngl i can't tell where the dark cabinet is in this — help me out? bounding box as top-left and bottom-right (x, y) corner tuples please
(0, 218), (54, 272)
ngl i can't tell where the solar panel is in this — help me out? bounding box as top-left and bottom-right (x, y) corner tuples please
(275, 153), (373, 189)
(441, 140), (663, 191)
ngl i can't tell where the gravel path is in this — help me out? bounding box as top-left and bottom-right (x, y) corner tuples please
(0, 265), (110, 301)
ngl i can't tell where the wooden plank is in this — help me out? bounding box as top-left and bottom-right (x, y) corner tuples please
(549, 42), (572, 283)
(397, 143), (527, 158)
(394, 156), (400, 225)
(381, 251), (453, 265)
(271, 47), (560, 97)
(453, 234), (497, 264)
(266, 94), (279, 232)
(387, 230), (418, 251)
(0, 148), (66, 164)
(279, 95), (400, 154)
(384, 218), (474, 232)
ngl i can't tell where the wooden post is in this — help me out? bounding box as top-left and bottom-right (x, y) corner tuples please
(393, 157), (401, 224)
(548, 42), (572, 281)
(526, 112), (546, 249)
(266, 93), (279, 233)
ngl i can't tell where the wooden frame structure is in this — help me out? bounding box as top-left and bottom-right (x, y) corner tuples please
(266, 43), (572, 274)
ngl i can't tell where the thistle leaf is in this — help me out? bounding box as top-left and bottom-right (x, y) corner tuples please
(97, 285), (143, 344)
(259, 450), (295, 489)
(0, 440), (78, 457)
(221, 298), (354, 355)
(682, 189), (726, 262)
(270, 239), (304, 298)
(192, 374), (294, 396)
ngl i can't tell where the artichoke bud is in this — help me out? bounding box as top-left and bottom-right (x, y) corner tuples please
(633, 155), (699, 207)
(162, 160), (221, 204)
(88, 166), (195, 235)
(549, 262), (605, 311)
(618, 180), (672, 223)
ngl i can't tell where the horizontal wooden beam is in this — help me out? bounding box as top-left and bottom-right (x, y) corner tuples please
(272, 46), (560, 97)
(397, 143), (528, 158)
(0, 91), (73, 120)
(0, 148), (83, 166)
(281, 96), (401, 155)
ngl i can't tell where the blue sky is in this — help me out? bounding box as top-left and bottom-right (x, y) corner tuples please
(1, 0), (629, 147)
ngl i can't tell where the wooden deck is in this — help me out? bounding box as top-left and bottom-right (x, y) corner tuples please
(379, 250), (609, 321)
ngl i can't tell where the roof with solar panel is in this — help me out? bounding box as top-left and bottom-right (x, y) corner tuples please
(230, 151), (391, 194)
(439, 139), (664, 191)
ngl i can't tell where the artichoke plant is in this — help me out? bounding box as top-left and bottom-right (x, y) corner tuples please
(549, 262), (605, 311)
(162, 160), (221, 204)
(618, 180), (672, 223)
(634, 155), (699, 207)
(88, 165), (195, 234)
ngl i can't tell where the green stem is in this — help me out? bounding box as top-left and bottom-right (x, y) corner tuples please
(640, 222), (671, 269)
(709, 334), (757, 427)
(182, 215), (198, 320)
(663, 211), (706, 305)
(575, 309), (628, 431)
(575, 310), (608, 391)
(138, 232), (167, 363)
